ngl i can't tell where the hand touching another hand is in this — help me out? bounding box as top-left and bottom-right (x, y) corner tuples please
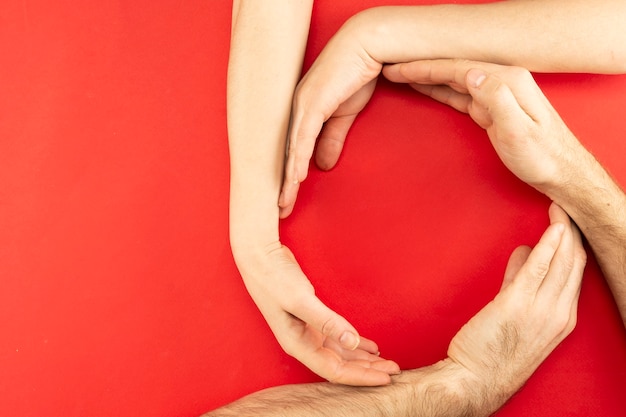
(278, 14), (383, 218)
(384, 58), (626, 325)
(444, 203), (586, 413)
(383, 59), (594, 201)
(236, 243), (400, 386)
(209, 204), (587, 417)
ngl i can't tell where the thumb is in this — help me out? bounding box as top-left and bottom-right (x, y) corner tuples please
(315, 78), (377, 171)
(315, 114), (357, 171)
(293, 295), (364, 351)
(465, 68), (529, 129)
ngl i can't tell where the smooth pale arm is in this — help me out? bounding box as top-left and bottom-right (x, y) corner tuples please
(228, 0), (313, 258)
(361, 0), (626, 74)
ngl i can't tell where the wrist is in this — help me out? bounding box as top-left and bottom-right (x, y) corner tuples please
(439, 358), (515, 416)
(397, 359), (504, 417)
(544, 147), (626, 229)
(352, 5), (461, 65)
(230, 231), (280, 265)
(348, 7), (408, 64)
(229, 216), (281, 270)
(229, 194), (280, 262)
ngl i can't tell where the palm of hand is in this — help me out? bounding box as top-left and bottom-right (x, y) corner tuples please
(242, 244), (400, 386)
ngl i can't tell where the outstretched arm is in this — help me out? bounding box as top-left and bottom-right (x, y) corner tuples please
(280, 0), (626, 217)
(384, 58), (626, 325)
(205, 205), (586, 416)
(203, 361), (476, 417)
(228, 0), (399, 385)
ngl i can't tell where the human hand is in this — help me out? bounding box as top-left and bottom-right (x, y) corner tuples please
(278, 13), (383, 218)
(236, 243), (400, 386)
(383, 59), (593, 200)
(446, 203), (586, 408)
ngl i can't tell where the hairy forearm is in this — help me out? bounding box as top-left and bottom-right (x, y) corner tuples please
(549, 149), (626, 325)
(203, 360), (505, 417)
(357, 0), (626, 74)
(228, 0), (313, 256)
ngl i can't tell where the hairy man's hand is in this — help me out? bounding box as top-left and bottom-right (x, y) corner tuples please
(383, 59), (594, 201)
(446, 203), (586, 406)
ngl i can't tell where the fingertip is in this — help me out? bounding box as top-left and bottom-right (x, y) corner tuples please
(549, 202), (573, 229)
(466, 68), (487, 89)
(386, 360), (402, 375)
(279, 205), (293, 219)
(369, 374), (393, 386)
(327, 360), (400, 386)
(315, 148), (340, 171)
(278, 191), (293, 218)
(356, 335), (379, 355)
(548, 201), (562, 217)
(278, 189), (286, 208)
(278, 182), (301, 217)
(381, 63), (403, 82)
(361, 370), (394, 387)
(369, 357), (401, 372)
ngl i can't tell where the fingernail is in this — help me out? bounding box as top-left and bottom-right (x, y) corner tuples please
(339, 332), (359, 350)
(467, 69), (486, 88)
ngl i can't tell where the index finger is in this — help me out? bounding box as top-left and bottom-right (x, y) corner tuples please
(278, 108), (324, 217)
(383, 59), (503, 91)
(538, 203), (586, 300)
(515, 221), (566, 296)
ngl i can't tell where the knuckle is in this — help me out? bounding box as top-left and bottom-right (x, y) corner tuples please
(555, 314), (569, 332)
(560, 256), (576, 276)
(326, 363), (346, 385)
(564, 314), (578, 335)
(452, 58), (472, 66)
(551, 310), (574, 335)
(284, 295), (307, 315)
(507, 66), (533, 82)
(490, 82), (510, 103)
(321, 316), (339, 337)
(275, 326), (301, 357)
(283, 285), (314, 313)
(531, 260), (551, 281)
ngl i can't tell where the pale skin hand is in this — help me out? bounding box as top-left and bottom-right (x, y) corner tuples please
(239, 244), (400, 386)
(229, 0), (626, 387)
(205, 204), (586, 417)
(383, 58), (626, 325)
(229, 0), (398, 385)
(279, 0), (626, 217)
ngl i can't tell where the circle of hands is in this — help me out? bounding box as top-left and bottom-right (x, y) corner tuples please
(241, 30), (589, 392)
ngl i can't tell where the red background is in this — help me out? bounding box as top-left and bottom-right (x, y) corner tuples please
(1, 1), (625, 416)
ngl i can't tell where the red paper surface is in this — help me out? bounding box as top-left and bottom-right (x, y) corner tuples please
(1, 1), (625, 416)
